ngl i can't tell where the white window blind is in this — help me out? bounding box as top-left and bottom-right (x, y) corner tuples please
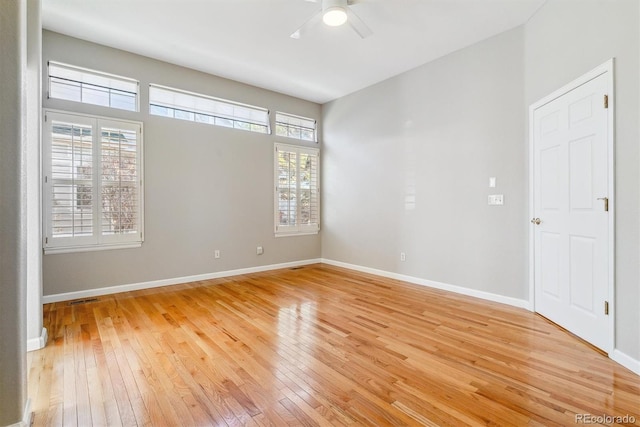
(149, 84), (270, 134)
(48, 61), (139, 112)
(44, 111), (144, 253)
(275, 112), (317, 142)
(275, 143), (320, 235)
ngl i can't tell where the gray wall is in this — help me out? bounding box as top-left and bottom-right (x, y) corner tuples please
(0, 1), (28, 425)
(322, 27), (528, 299)
(322, 0), (639, 361)
(524, 0), (639, 363)
(42, 31), (322, 296)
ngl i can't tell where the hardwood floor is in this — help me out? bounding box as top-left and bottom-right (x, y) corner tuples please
(28, 264), (639, 426)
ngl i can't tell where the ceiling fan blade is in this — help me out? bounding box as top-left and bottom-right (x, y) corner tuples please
(290, 10), (322, 39)
(346, 7), (372, 38)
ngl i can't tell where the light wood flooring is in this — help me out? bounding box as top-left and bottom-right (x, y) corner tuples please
(28, 264), (640, 426)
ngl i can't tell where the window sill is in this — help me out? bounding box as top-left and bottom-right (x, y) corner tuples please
(274, 231), (319, 238)
(44, 242), (142, 255)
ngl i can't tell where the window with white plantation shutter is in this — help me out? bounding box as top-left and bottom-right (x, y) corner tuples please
(149, 84), (270, 134)
(44, 111), (144, 253)
(48, 62), (139, 112)
(49, 116), (95, 247)
(275, 143), (320, 236)
(100, 123), (141, 242)
(275, 112), (317, 142)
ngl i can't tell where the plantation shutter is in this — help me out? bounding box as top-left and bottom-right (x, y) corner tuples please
(99, 121), (142, 244)
(48, 116), (97, 248)
(44, 111), (144, 253)
(275, 143), (320, 235)
(298, 151), (319, 228)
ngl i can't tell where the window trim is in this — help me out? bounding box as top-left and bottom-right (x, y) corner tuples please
(43, 109), (144, 254)
(274, 142), (320, 237)
(149, 83), (271, 134)
(47, 61), (140, 112)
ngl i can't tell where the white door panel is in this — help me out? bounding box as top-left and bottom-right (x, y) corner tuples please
(540, 232), (561, 299)
(569, 136), (594, 210)
(532, 71), (611, 352)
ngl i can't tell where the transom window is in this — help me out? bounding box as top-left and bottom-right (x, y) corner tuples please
(43, 110), (144, 253)
(275, 143), (320, 236)
(48, 61), (139, 112)
(275, 112), (317, 142)
(149, 84), (270, 134)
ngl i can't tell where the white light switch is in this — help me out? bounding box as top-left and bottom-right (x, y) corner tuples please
(489, 177), (496, 188)
(488, 194), (504, 205)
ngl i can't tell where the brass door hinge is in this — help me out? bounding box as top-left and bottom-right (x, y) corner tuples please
(604, 301), (609, 315)
(604, 94), (609, 109)
(597, 197), (609, 212)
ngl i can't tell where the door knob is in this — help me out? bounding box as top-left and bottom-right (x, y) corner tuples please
(530, 218), (541, 225)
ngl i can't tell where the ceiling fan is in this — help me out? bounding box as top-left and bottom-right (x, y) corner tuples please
(290, 0), (373, 39)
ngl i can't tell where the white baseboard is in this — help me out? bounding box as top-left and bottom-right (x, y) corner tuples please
(27, 327), (48, 352)
(611, 349), (640, 376)
(43, 259), (322, 304)
(22, 399), (32, 427)
(321, 258), (531, 310)
(6, 399), (32, 427)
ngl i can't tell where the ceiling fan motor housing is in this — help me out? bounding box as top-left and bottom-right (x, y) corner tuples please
(322, 0), (348, 12)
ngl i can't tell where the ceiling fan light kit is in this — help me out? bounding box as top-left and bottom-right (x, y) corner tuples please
(323, 7), (348, 27)
(322, 0), (348, 26)
(291, 0), (372, 39)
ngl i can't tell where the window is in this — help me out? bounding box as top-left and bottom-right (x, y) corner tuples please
(275, 112), (317, 142)
(149, 84), (270, 134)
(48, 61), (139, 112)
(275, 143), (320, 235)
(43, 110), (144, 253)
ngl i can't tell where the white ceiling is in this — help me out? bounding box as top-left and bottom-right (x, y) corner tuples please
(42, 0), (545, 104)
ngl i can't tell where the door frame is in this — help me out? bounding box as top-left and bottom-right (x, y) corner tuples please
(528, 59), (615, 354)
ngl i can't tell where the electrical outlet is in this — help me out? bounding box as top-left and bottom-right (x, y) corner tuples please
(214, 250), (220, 259)
(400, 252), (406, 262)
(488, 194), (504, 205)
(256, 246), (263, 255)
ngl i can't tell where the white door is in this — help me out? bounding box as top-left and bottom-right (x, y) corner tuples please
(532, 68), (612, 352)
